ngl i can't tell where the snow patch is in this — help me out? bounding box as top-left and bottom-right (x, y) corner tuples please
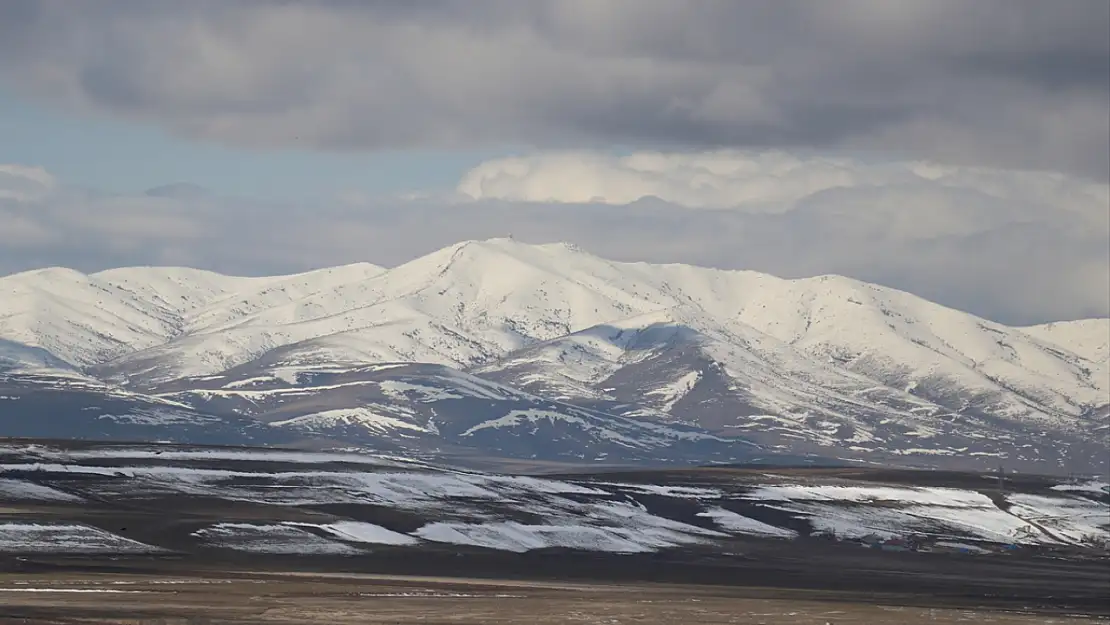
(0, 479), (83, 502)
(192, 523), (360, 554)
(461, 409), (640, 447)
(290, 521), (418, 546)
(270, 408), (429, 435)
(1006, 493), (1110, 546)
(697, 507), (797, 538)
(1052, 481), (1110, 495)
(744, 485), (1051, 544)
(0, 523), (161, 553)
(645, 370), (701, 411)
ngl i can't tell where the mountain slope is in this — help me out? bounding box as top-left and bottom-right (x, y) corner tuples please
(475, 308), (1107, 472)
(0, 263), (385, 373)
(0, 371), (290, 446)
(0, 267), (186, 367)
(150, 361), (767, 465)
(85, 240), (1109, 409)
(1021, 319), (1110, 365)
(0, 239), (1105, 473)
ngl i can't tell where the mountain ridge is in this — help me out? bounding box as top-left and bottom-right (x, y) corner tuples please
(1, 238), (1106, 473)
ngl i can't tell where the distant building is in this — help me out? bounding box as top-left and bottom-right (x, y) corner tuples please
(880, 537), (912, 552)
(858, 533), (923, 552)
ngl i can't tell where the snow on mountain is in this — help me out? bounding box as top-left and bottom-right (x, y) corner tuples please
(72, 241), (663, 385)
(148, 362), (762, 465)
(476, 306), (1106, 471)
(0, 338), (77, 374)
(721, 275), (1107, 421)
(0, 264), (380, 370)
(0, 238), (1106, 472)
(479, 309), (939, 425)
(180, 262), (386, 334)
(92, 266), (263, 317)
(270, 407), (433, 436)
(0, 267), (182, 367)
(1021, 319), (1109, 369)
(77, 239), (1109, 412)
(0, 263), (384, 377)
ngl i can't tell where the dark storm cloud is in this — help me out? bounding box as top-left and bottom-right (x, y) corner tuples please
(0, 0), (1106, 177)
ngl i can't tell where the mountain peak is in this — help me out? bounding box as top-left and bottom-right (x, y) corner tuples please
(436, 237), (588, 258)
(385, 238), (598, 288)
(3, 266), (91, 284)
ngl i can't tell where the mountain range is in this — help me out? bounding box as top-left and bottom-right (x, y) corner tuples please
(1, 238), (1106, 473)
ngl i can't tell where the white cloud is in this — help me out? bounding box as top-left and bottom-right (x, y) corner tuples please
(0, 164), (56, 202)
(457, 151), (888, 209)
(456, 151), (1110, 225)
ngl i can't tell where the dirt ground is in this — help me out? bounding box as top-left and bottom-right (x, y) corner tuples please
(0, 572), (1106, 625)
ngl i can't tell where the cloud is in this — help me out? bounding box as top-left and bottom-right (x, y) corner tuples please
(0, 1), (1106, 178)
(1, 153), (1106, 326)
(457, 151), (875, 209)
(455, 151), (1110, 220)
(0, 164), (56, 202)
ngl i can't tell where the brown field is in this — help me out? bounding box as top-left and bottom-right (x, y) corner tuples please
(1, 571), (1106, 625)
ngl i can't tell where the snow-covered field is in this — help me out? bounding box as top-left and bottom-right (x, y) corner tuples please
(0, 523), (161, 554)
(0, 443), (1105, 556)
(739, 484), (1110, 547)
(299, 521), (418, 546)
(0, 478), (83, 502)
(1053, 480), (1110, 495)
(696, 507), (798, 538)
(192, 523), (360, 555)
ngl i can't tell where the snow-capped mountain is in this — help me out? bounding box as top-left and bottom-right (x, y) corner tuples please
(0, 263), (384, 369)
(0, 238), (1105, 473)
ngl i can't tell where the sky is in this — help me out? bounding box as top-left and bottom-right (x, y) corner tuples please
(0, 0), (1107, 326)
(0, 86), (496, 199)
